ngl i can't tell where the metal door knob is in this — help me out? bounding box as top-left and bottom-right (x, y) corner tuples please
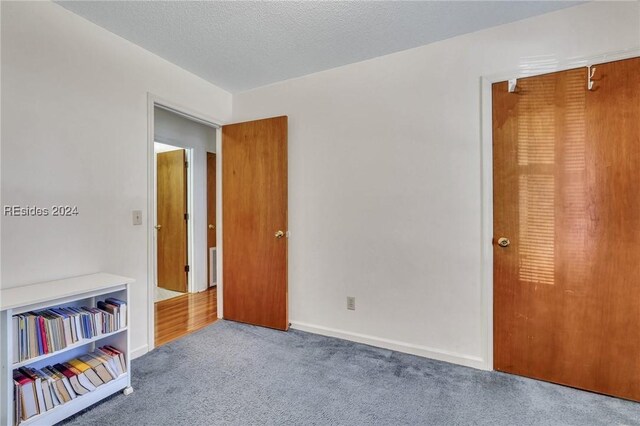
(155, 225), (162, 230)
(208, 224), (215, 230)
(275, 230), (285, 239)
(497, 237), (510, 247)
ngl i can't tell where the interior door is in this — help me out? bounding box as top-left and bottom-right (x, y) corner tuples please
(207, 152), (216, 285)
(222, 116), (288, 330)
(157, 149), (188, 293)
(493, 57), (639, 401)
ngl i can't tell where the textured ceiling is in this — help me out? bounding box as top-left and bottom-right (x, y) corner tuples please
(56, 1), (582, 93)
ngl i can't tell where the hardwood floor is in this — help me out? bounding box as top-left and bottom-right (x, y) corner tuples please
(155, 286), (218, 347)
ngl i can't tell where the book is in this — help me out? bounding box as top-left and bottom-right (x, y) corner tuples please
(39, 368), (64, 406)
(26, 313), (39, 360)
(13, 370), (39, 420)
(14, 381), (21, 426)
(64, 362), (97, 392)
(68, 358), (104, 388)
(35, 315), (43, 356)
(31, 369), (55, 411)
(78, 354), (114, 383)
(52, 363), (89, 396)
(18, 368), (46, 415)
(12, 316), (19, 363)
(17, 315), (26, 362)
(86, 352), (119, 379)
(38, 316), (49, 355)
(103, 345), (127, 373)
(97, 301), (119, 331)
(105, 298), (127, 328)
(95, 348), (123, 376)
(45, 366), (76, 401)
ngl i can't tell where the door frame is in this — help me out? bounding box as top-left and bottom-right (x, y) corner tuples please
(146, 94), (225, 352)
(479, 47), (640, 371)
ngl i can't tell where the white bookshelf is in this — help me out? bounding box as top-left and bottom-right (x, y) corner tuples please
(0, 273), (135, 426)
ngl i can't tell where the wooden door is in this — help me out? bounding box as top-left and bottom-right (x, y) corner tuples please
(222, 116), (288, 330)
(207, 152), (216, 285)
(157, 149), (188, 293)
(493, 57), (640, 401)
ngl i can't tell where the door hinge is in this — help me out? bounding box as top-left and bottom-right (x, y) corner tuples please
(184, 213), (189, 220)
(185, 161), (189, 168)
(185, 265), (190, 273)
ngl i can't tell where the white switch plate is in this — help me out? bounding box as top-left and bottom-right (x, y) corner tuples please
(132, 210), (143, 225)
(347, 296), (356, 310)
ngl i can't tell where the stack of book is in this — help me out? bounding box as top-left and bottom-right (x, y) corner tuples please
(12, 298), (127, 363)
(13, 346), (127, 424)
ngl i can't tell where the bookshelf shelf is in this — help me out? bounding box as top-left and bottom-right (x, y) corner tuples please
(0, 273), (135, 426)
(12, 327), (128, 369)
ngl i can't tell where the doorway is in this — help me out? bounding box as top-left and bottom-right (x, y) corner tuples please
(491, 57), (639, 401)
(150, 103), (220, 347)
(147, 97), (290, 350)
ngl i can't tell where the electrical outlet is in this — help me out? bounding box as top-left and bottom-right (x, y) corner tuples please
(132, 210), (143, 225)
(347, 296), (356, 311)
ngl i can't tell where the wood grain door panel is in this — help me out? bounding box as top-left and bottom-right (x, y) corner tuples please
(222, 116), (288, 330)
(493, 57), (640, 401)
(157, 149), (188, 293)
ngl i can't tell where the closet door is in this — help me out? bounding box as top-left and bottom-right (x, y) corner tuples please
(493, 57), (639, 401)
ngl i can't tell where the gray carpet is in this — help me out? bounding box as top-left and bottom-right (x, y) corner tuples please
(62, 320), (639, 425)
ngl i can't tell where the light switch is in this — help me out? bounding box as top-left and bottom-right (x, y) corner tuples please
(132, 210), (143, 225)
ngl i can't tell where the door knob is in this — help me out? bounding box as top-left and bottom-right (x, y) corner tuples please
(155, 225), (162, 231)
(275, 230), (285, 239)
(208, 224), (215, 230)
(497, 237), (510, 248)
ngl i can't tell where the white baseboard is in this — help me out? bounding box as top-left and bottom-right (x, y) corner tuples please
(130, 344), (149, 360)
(290, 321), (487, 370)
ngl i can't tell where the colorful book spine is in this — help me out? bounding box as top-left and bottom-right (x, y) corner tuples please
(11, 300), (126, 363)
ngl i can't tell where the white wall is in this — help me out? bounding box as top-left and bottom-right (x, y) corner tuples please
(154, 107), (216, 293)
(232, 2), (640, 368)
(0, 1), (232, 357)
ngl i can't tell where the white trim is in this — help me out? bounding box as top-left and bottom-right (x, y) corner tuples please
(151, 96), (224, 130)
(185, 147), (195, 293)
(130, 344), (149, 360)
(147, 93), (225, 352)
(215, 127), (224, 319)
(146, 95), (155, 352)
(155, 103), (218, 129)
(479, 47), (640, 371)
(291, 321), (486, 370)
